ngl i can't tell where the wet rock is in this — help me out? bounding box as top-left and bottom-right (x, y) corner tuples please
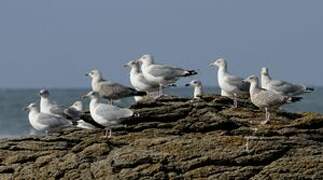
(0, 95), (322, 179)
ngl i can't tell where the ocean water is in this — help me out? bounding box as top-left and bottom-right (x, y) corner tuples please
(0, 87), (322, 138)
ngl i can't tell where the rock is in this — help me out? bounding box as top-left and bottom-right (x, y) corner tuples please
(0, 95), (322, 179)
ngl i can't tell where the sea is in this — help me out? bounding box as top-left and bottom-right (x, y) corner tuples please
(0, 87), (322, 138)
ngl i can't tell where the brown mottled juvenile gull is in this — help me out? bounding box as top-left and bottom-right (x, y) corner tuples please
(209, 58), (249, 108)
(244, 75), (302, 124)
(86, 69), (147, 104)
(261, 67), (314, 96)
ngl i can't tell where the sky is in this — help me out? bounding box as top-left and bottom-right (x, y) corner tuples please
(0, 0), (322, 88)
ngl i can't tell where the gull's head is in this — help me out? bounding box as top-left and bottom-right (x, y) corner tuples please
(72, 101), (83, 111)
(85, 69), (102, 79)
(209, 58), (226, 68)
(261, 67), (269, 76)
(39, 89), (50, 98)
(244, 75), (258, 84)
(81, 91), (99, 99)
(137, 54), (154, 65)
(185, 80), (202, 87)
(24, 103), (38, 112)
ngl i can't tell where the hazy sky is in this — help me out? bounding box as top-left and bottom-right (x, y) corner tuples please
(0, 0), (322, 88)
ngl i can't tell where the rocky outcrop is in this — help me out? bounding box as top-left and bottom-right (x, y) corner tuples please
(0, 95), (322, 179)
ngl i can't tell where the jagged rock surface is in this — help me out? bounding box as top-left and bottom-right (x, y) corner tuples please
(0, 96), (322, 180)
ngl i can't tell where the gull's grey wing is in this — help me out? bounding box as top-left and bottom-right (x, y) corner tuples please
(99, 81), (139, 99)
(224, 73), (249, 92)
(269, 80), (305, 95)
(49, 105), (66, 116)
(95, 104), (134, 121)
(147, 64), (186, 80)
(64, 107), (81, 120)
(37, 113), (71, 127)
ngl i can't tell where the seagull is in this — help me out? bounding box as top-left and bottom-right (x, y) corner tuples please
(64, 101), (83, 121)
(64, 101), (99, 130)
(24, 103), (72, 134)
(124, 60), (159, 101)
(244, 75), (302, 124)
(209, 58), (249, 107)
(261, 67), (314, 96)
(39, 89), (66, 117)
(137, 54), (198, 96)
(185, 80), (204, 99)
(82, 91), (134, 138)
(86, 69), (147, 104)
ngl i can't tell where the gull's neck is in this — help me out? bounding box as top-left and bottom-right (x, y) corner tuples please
(91, 75), (104, 90)
(261, 73), (271, 88)
(40, 97), (50, 111)
(249, 80), (260, 95)
(130, 64), (141, 75)
(217, 65), (228, 82)
(218, 64), (228, 74)
(92, 74), (103, 82)
(142, 59), (154, 68)
(194, 85), (203, 99)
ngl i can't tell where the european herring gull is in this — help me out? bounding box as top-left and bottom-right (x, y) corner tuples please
(261, 67), (314, 96)
(64, 101), (101, 130)
(244, 75), (302, 124)
(209, 58), (249, 107)
(137, 54), (197, 96)
(83, 91), (134, 138)
(86, 69), (147, 104)
(124, 60), (159, 101)
(39, 89), (66, 117)
(24, 103), (72, 134)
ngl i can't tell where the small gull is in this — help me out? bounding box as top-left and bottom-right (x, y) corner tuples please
(137, 54), (197, 96)
(86, 69), (147, 104)
(209, 58), (249, 107)
(24, 103), (72, 134)
(39, 89), (66, 117)
(64, 101), (99, 130)
(261, 67), (314, 96)
(185, 80), (204, 99)
(244, 75), (302, 124)
(83, 91), (134, 138)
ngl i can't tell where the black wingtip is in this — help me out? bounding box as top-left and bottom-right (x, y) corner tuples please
(290, 96), (303, 102)
(306, 87), (315, 92)
(133, 91), (147, 96)
(184, 70), (198, 77)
